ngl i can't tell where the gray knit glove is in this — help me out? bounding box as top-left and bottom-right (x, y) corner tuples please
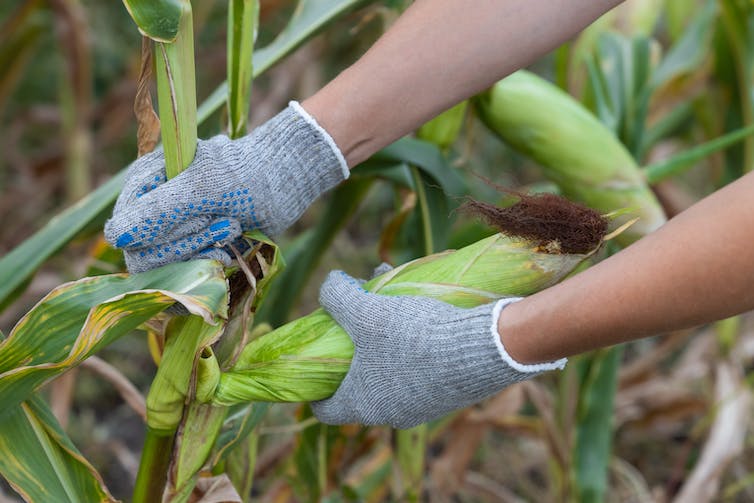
(104, 101), (349, 273)
(311, 271), (567, 429)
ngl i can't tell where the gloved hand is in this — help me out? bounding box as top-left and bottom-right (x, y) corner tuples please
(104, 101), (349, 273)
(311, 271), (567, 429)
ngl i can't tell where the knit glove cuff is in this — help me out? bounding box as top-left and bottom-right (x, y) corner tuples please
(489, 298), (568, 374)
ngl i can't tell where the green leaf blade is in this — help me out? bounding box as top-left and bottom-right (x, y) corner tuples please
(0, 172), (125, 308)
(0, 396), (116, 502)
(227, 0), (259, 138)
(121, 0), (186, 43)
(0, 260), (228, 415)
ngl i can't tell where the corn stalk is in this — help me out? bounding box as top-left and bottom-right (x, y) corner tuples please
(123, 1), (201, 500)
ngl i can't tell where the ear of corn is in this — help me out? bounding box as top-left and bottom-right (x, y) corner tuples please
(417, 100), (468, 151)
(208, 232), (597, 406)
(474, 70), (666, 244)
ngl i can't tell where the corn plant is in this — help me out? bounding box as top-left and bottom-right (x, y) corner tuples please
(2, 1), (754, 502)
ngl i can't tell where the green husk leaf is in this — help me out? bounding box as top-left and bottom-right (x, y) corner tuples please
(166, 402), (228, 502)
(417, 101), (468, 151)
(147, 316), (225, 432)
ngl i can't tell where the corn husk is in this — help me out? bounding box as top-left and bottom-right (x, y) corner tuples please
(474, 70), (666, 244)
(417, 100), (468, 151)
(209, 232), (596, 405)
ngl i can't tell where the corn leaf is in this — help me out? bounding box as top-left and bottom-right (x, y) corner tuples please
(416, 101), (468, 152)
(585, 32), (654, 155)
(120, 0), (185, 43)
(641, 100), (693, 154)
(405, 108), (464, 271)
(573, 348), (622, 503)
(363, 137), (466, 262)
(212, 403), (269, 467)
(290, 408), (335, 502)
(0, 259), (228, 416)
(718, 0), (754, 175)
(650, 0), (716, 91)
(369, 137), (466, 198)
(0, 171), (124, 309)
(644, 123), (754, 184)
(639, 1), (716, 157)
(224, 426), (260, 502)
(410, 166), (448, 257)
(584, 56), (618, 133)
(227, 0), (259, 138)
(324, 443), (392, 502)
(0, 395), (116, 503)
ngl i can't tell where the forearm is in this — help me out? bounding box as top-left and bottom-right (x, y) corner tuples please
(500, 171), (754, 363)
(303, 0), (623, 167)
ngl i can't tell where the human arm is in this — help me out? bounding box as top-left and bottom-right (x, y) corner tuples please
(500, 170), (754, 363)
(303, 0), (624, 166)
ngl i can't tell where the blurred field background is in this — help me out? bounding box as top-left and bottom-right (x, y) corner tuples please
(2, 0), (754, 501)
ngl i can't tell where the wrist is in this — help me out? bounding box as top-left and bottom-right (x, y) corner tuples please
(301, 90), (380, 168)
(493, 298), (567, 371)
(239, 103), (350, 236)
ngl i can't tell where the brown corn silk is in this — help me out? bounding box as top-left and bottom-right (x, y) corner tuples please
(461, 192), (608, 254)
